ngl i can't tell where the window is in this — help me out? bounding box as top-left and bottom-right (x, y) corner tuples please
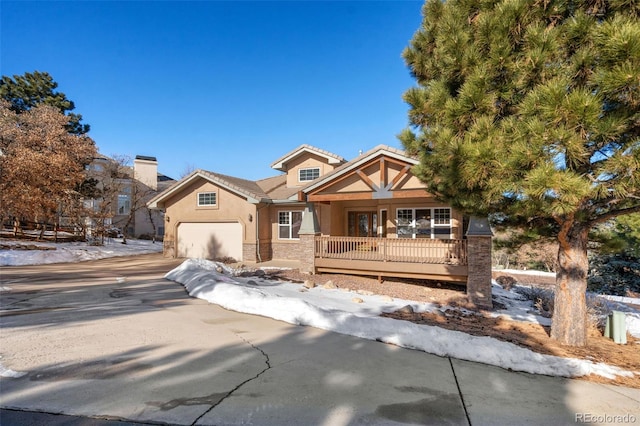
(117, 194), (130, 215)
(117, 186), (131, 215)
(84, 198), (101, 212)
(414, 208), (431, 238)
(396, 209), (414, 238)
(299, 167), (320, 182)
(198, 192), (217, 206)
(433, 208), (451, 239)
(396, 208), (451, 239)
(279, 211), (303, 239)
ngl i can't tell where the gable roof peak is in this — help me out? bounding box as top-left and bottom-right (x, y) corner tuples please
(271, 144), (346, 171)
(148, 168), (272, 209)
(300, 144), (418, 194)
(363, 144), (414, 158)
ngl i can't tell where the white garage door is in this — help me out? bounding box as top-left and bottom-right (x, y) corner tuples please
(177, 222), (243, 261)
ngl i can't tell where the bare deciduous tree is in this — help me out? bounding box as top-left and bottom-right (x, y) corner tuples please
(0, 101), (97, 238)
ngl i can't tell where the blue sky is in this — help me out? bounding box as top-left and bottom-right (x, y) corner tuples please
(2, 1), (424, 181)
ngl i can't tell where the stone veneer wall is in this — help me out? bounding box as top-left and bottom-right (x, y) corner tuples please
(466, 235), (493, 309)
(271, 241), (303, 260)
(242, 243), (257, 262)
(163, 240), (175, 258)
(296, 234), (316, 274)
(242, 241), (273, 262)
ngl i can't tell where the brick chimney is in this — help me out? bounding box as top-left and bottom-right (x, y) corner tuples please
(134, 155), (158, 190)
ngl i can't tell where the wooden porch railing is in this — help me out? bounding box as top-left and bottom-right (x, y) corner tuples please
(314, 236), (467, 265)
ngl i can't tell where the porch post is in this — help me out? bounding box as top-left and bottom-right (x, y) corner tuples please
(297, 202), (320, 274)
(466, 216), (493, 309)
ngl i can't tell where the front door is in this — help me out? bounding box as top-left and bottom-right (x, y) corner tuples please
(348, 211), (378, 237)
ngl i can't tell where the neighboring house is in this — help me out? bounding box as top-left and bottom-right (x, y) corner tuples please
(85, 155), (176, 239)
(148, 145), (494, 307)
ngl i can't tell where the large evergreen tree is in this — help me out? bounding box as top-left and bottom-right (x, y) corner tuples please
(401, 0), (640, 346)
(0, 71), (89, 135)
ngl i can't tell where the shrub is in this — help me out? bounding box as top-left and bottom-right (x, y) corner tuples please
(514, 286), (611, 329)
(214, 256), (237, 264)
(514, 286), (554, 318)
(495, 275), (517, 291)
(585, 295), (612, 332)
(588, 252), (640, 297)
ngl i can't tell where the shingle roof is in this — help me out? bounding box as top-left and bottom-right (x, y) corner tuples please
(157, 173), (175, 182)
(148, 145), (414, 209)
(148, 169), (273, 209)
(197, 170), (271, 202)
(270, 144), (346, 171)
(255, 174), (286, 194)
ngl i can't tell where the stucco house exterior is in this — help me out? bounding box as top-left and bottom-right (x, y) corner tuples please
(148, 145), (493, 307)
(85, 155), (175, 240)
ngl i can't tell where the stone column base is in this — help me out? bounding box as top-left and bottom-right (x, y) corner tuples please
(466, 235), (493, 309)
(297, 233), (317, 274)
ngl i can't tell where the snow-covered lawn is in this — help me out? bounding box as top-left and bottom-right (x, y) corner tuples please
(0, 238), (162, 266)
(1, 240), (638, 381)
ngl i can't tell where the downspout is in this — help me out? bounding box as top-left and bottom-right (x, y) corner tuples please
(255, 203), (269, 262)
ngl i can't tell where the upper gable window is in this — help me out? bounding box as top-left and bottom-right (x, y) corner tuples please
(197, 192), (217, 206)
(299, 167), (320, 182)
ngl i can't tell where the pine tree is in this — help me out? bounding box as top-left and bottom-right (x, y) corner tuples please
(0, 71), (89, 135)
(401, 0), (640, 346)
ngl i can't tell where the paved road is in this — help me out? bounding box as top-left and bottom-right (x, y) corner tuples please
(1, 254), (638, 425)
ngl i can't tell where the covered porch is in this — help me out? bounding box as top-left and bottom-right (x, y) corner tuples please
(295, 146), (494, 308)
(297, 209), (494, 308)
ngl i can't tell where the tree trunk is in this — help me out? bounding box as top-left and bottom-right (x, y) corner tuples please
(146, 208), (157, 244)
(550, 222), (589, 346)
(38, 221), (45, 240)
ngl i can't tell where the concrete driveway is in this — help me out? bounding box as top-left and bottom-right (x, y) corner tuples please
(1, 253), (638, 425)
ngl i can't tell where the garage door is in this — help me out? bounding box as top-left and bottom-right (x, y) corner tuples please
(177, 222), (243, 261)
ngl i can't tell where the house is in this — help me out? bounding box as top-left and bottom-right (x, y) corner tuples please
(84, 155), (176, 240)
(148, 145), (493, 307)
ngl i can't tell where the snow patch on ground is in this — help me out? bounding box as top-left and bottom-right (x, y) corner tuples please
(0, 239), (162, 266)
(166, 259), (639, 381)
(0, 359), (26, 378)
